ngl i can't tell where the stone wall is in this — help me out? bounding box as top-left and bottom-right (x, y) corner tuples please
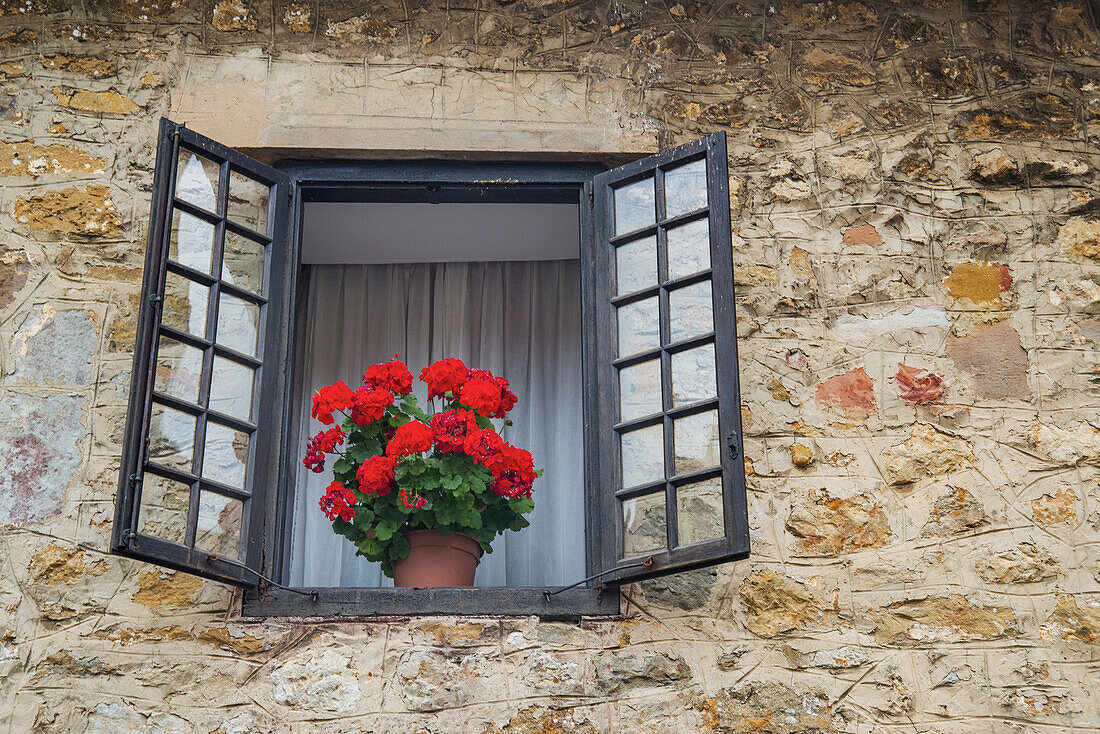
(1, 0), (1098, 731)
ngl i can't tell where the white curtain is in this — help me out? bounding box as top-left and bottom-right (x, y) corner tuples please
(289, 261), (585, 588)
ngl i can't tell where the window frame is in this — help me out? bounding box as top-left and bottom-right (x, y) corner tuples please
(243, 160), (620, 618)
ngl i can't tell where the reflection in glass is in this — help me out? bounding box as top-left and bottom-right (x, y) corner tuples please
(620, 424), (664, 488)
(619, 360), (662, 422)
(222, 231), (265, 295)
(137, 473), (189, 544)
(216, 292), (260, 357)
(671, 343), (717, 407)
(162, 272), (208, 338)
(202, 422), (248, 490)
(169, 210), (216, 275)
(622, 492), (666, 557)
(228, 170), (270, 236)
(664, 158), (707, 218)
(667, 218), (711, 281)
(154, 336), (203, 404)
(615, 236), (656, 296)
(614, 177), (655, 235)
(617, 297), (659, 357)
(195, 491), (243, 560)
(209, 356), (254, 422)
(674, 410), (720, 475)
(175, 150), (219, 213)
(677, 478), (725, 546)
(668, 280), (713, 343)
(148, 403), (196, 472)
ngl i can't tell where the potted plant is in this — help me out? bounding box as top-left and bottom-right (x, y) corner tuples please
(302, 357), (539, 587)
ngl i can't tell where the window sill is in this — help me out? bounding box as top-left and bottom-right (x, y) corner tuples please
(241, 585), (619, 619)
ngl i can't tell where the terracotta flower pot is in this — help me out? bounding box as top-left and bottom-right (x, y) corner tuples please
(392, 529), (482, 588)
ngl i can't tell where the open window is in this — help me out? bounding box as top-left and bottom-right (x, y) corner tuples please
(112, 119), (748, 617)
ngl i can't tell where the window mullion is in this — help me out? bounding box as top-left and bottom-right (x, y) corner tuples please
(654, 166), (679, 552)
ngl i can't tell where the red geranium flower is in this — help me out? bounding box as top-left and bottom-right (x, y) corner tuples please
(398, 488), (429, 510)
(312, 381), (355, 425)
(459, 369), (517, 418)
(302, 426), (346, 473)
(485, 443), (536, 499)
(430, 408), (480, 453)
(350, 385), (395, 426)
(419, 358), (468, 400)
(464, 426), (505, 466)
(319, 481), (356, 521)
(356, 455), (396, 496)
(363, 357), (414, 395)
(386, 420), (433, 457)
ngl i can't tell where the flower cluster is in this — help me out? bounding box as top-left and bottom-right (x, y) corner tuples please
(303, 426), (346, 473)
(304, 356), (539, 577)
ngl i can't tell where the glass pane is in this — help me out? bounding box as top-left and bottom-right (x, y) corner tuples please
(202, 422), (248, 491)
(169, 210), (216, 274)
(222, 230), (266, 295)
(620, 424), (665, 489)
(154, 336), (203, 404)
(622, 492), (666, 558)
(664, 158), (707, 218)
(136, 473), (189, 544)
(674, 410), (720, 475)
(195, 490), (243, 560)
(148, 403), (196, 473)
(614, 177), (655, 235)
(671, 343), (717, 407)
(668, 280), (713, 343)
(619, 359), (662, 422)
(209, 356), (255, 422)
(175, 149), (220, 213)
(227, 169), (270, 236)
(162, 272), (208, 338)
(667, 218), (711, 281)
(216, 292), (260, 358)
(615, 236), (657, 296)
(677, 477), (724, 546)
(617, 296), (659, 357)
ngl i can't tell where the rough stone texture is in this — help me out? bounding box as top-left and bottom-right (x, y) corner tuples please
(0, 1), (1097, 732)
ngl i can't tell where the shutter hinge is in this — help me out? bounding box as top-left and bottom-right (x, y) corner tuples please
(726, 431), (740, 459)
(147, 293), (162, 308)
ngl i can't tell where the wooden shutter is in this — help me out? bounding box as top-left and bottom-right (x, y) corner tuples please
(111, 118), (291, 586)
(591, 131), (749, 585)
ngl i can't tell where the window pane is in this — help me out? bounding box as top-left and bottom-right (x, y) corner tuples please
(215, 292), (260, 357)
(136, 473), (189, 544)
(175, 149), (220, 213)
(622, 492), (666, 558)
(671, 343), (716, 407)
(209, 356), (255, 422)
(162, 272), (208, 338)
(674, 410), (720, 475)
(677, 477), (724, 546)
(228, 169), (270, 236)
(148, 403), (196, 473)
(619, 359), (662, 422)
(666, 218), (710, 281)
(617, 296), (659, 357)
(614, 177), (655, 235)
(195, 490), (243, 560)
(222, 230), (266, 296)
(154, 335), (203, 404)
(668, 280), (713, 343)
(664, 158), (707, 218)
(169, 209), (216, 274)
(202, 422), (248, 491)
(615, 235), (656, 296)
(620, 424), (664, 488)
